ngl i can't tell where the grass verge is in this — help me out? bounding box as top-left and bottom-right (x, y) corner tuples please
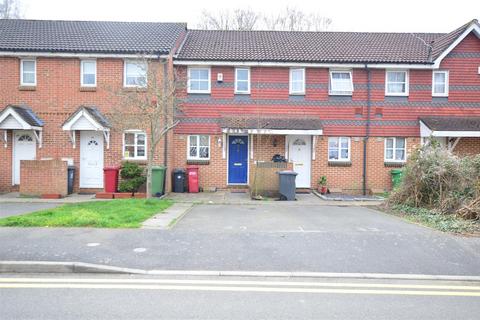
(386, 204), (479, 234)
(0, 199), (172, 228)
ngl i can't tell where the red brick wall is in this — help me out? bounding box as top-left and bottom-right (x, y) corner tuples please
(20, 159), (68, 196)
(0, 56), (172, 193)
(454, 138), (480, 155)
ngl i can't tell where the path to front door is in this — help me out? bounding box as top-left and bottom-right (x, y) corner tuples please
(228, 135), (248, 185)
(12, 130), (36, 185)
(288, 135), (312, 188)
(80, 131), (104, 188)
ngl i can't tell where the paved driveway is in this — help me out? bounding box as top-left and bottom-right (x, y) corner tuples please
(0, 203), (60, 218)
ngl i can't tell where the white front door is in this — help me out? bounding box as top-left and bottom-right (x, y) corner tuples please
(288, 135), (312, 188)
(12, 130), (37, 185)
(80, 131), (104, 188)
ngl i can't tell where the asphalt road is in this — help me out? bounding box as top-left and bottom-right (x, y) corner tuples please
(0, 202), (59, 218)
(1, 274), (479, 320)
(0, 204), (479, 275)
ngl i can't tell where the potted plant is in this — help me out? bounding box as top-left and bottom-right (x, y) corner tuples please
(117, 162), (146, 198)
(318, 176), (328, 194)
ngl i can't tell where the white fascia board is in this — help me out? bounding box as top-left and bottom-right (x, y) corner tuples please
(0, 106), (33, 130)
(62, 110), (104, 131)
(222, 128), (323, 135)
(433, 24), (480, 68)
(431, 131), (480, 137)
(0, 51), (167, 59)
(174, 60), (435, 69)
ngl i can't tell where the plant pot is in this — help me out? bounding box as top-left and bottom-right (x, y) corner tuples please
(114, 192), (133, 199)
(320, 186), (327, 195)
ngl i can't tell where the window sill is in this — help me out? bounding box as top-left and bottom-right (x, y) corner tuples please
(384, 161), (405, 168)
(19, 86), (36, 91)
(123, 87), (147, 92)
(289, 93), (305, 96)
(328, 161), (352, 167)
(385, 94), (409, 97)
(80, 86), (97, 92)
(329, 92), (353, 96)
(187, 159), (210, 165)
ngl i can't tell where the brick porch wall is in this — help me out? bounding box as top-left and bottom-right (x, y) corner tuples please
(19, 159), (68, 196)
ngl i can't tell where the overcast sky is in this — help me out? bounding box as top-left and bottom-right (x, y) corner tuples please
(21, 0), (479, 33)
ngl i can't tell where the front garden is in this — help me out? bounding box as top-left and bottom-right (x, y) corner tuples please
(386, 141), (480, 234)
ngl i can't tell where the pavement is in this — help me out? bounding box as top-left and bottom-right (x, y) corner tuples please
(0, 192), (98, 204)
(0, 204), (479, 276)
(1, 274), (479, 320)
(0, 202), (60, 218)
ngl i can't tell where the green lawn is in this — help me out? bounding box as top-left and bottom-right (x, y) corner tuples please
(0, 199), (172, 228)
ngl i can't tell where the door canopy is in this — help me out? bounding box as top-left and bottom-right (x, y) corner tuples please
(62, 106), (111, 149)
(0, 105), (44, 148)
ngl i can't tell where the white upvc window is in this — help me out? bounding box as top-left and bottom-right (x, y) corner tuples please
(289, 68), (305, 95)
(188, 67), (211, 93)
(235, 68), (250, 94)
(80, 60), (97, 87)
(20, 59), (36, 86)
(187, 135), (210, 160)
(329, 70), (353, 95)
(385, 137), (406, 162)
(124, 60), (147, 87)
(385, 70), (409, 96)
(432, 70), (449, 97)
(328, 137), (351, 161)
(123, 131), (147, 160)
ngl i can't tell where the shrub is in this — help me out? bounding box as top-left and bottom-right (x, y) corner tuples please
(388, 140), (480, 217)
(118, 162), (146, 193)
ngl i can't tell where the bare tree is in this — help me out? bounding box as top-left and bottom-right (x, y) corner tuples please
(0, 0), (22, 19)
(198, 8), (259, 31)
(198, 7), (331, 31)
(109, 57), (184, 198)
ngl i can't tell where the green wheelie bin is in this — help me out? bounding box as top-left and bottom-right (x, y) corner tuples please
(151, 166), (166, 197)
(390, 169), (403, 189)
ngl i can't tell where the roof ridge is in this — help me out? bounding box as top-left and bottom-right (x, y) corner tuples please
(188, 28), (445, 36)
(0, 18), (187, 25)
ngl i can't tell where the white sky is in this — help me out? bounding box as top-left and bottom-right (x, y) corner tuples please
(21, 0), (479, 33)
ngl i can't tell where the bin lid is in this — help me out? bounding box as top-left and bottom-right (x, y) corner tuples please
(390, 169), (403, 174)
(173, 168), (186, 173)
(277, 170), (298, 176)
(187, 165), (199, 169)
(68, 165), (76, 169)
(152, 166), (166, 171)
(103, 166), (120, 171)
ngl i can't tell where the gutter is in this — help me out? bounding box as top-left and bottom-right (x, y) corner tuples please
(362, 65), (372, 196)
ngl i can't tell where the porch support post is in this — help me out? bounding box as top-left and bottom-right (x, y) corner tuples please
(103, 130), (110, 149)
(2, 130), (7, 148)
(32, 130), (42, 148)
(449, 137), (461, 151)
(285, 136), (289, 160)
(312, 136), (316, 160)
(222, 133), (227, 159)
(68, 130), (76, 149)
(249, 134), (254, 160)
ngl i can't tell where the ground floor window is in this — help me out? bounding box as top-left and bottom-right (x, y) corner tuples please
(123, 131), (146, 159)
(188, 135), (210, 160)
(328, 137), (350, 161)
(385, 137), (406, 162)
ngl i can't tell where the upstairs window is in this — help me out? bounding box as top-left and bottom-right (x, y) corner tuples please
(124, 60), (147, 87)
(385, 137), (406, 162)
(123, 131), (147, 159)
(385, 70), (409, 96)
(81, 60), (96, 87)
(188, 135), (210, 160)
(188, 67), (211, 93)
(329, 70), (353, 95)
(432, 71), (449, 97)
(20, 59), (36, 86)
(328, 137), (350, 161)
(235, 68), (250, 94)
(289, 68), (305, 95)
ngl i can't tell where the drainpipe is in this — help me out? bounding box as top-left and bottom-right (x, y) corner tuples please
(362, 65), (372, 196)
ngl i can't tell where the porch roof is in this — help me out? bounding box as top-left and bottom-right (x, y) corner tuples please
(62, 106), (111, 131)
(420, 116), (480, 137)
(0, 105), (44, 130)
(220, 117), (323, 135)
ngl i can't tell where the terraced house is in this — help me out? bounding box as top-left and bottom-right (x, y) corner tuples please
(0, 18), (479, 194)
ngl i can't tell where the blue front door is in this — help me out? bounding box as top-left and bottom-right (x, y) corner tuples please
(228, 135), (248, 184)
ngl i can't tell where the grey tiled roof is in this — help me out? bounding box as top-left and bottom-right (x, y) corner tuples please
(0, 19), (186, 54)
(420, 116), (480, 131)
(431, 19), (479, 60)
(1, 105), (44, 127)
(63, 106), (111, 128)
(220, 116), (323, 130)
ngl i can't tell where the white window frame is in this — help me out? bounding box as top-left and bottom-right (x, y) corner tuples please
(235, 67), (250, 94)
(80, 59), (97, 87)
(187, 67), (211, 94)
(329, 70), (354, 95)
(432, 70), (449, 97)
(289, 68), (305, 95)
(123, 60), (147, 88)
(187, 135), (210, 160)
(20, 58), (36, 86)
(385, 70), (409, 96)
(122, 130), (147, 160)
(328, 137), (351, 162)
(384, 137), (407, 163)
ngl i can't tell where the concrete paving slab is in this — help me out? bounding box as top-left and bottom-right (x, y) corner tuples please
(142, 203), (193, 229)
